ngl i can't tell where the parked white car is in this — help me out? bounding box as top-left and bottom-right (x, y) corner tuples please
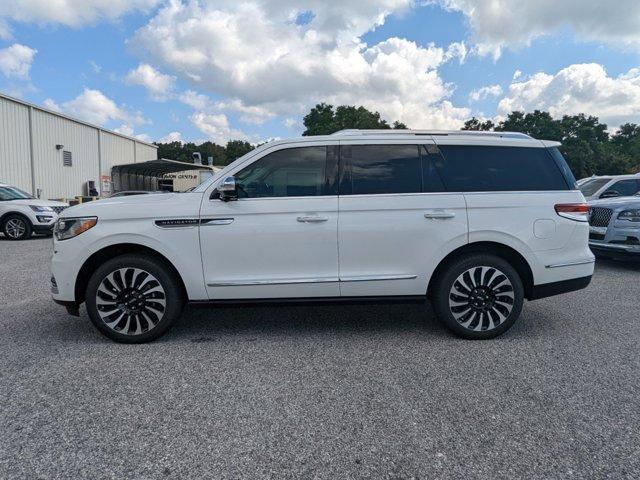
(578, 174), (640, 201)
(51, 130), (594, 342)
(0, 182), (67, 240)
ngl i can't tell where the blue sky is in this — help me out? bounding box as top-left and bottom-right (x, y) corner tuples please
(1, 1), (639, 144)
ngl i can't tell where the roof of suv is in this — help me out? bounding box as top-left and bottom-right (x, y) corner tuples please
(264, 129), (559, 149)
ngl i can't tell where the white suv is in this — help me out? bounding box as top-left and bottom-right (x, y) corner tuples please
(0, 182), (67, 240)
(51, 130), (594, 342)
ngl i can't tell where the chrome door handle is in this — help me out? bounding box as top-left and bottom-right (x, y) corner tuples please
(424, 210), (455, 219)
(201, 218), (234, 226)
(297, 215), (329, 223)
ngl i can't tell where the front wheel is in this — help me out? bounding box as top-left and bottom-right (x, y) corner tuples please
(432, 254), (524, 339)
(2, 214), (32, 240)
(85, 254), (184, 343)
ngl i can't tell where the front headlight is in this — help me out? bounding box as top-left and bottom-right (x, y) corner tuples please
(30, 205), (53, 212)
(54, 217), (98, 240)
(618, 209), (640, 222)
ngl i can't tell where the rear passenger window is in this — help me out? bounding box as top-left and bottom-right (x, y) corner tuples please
(340, 145), (422, 195)
(434, 145), (570, 192)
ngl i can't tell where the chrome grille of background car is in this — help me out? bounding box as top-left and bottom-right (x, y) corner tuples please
(51, 206), (67, 214)
(588, 207), (613, 227)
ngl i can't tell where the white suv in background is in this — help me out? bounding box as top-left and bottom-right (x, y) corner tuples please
(0, 182), (67, 240)
(579, 174), (640, 201)
(51, 130), (594, 343)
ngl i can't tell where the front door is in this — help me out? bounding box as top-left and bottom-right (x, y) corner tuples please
(199, 144), (339, 300)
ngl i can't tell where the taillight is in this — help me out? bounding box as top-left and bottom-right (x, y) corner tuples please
(555, 203), (589, 222)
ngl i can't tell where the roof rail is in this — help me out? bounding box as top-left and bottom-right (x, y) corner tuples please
(330, 129), (533, 140)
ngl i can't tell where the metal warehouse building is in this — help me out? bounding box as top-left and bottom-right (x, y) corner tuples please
(0, 92), (158, 200)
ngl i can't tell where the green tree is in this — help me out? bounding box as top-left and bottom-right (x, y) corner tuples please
(226, 140), (254, 163)
(302, 103), (407, 135)
(462, 117), (495, 131)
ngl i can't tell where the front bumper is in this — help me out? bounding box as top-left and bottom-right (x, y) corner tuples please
(589, 241), (640, 259)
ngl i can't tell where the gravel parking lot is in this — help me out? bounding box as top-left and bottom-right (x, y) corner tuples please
(1, 237), (639, 479)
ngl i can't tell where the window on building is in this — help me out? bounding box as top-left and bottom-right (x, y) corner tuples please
(63, 150), (72, 167)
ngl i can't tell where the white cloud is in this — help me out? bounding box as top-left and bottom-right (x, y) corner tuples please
(435, 0), (640, 58)
(125, 63), (176, 100)
(160, 131), (183, 143)
(0, 0), (162, 36)
(0, 43), (37, 79)
(179, 90), (210, 110)
(48, 87), (149, 126)
(469, 84), (503, 102)
(190, 112), (251, 144)
(89, 60), (102, 73)
(513, 70), (522, 80)
(497, 64), (640, 128)
(129, 0), (469, 129)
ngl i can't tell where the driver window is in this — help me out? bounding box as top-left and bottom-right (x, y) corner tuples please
(607, 180), (639, 197)
(235, 146), (327, 198)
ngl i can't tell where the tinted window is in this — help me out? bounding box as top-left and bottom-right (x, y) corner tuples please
(548, 147), (577, 188)
(421, 145), (446, 193)
(579, 178), (611, 196)
(235, 147), (327, 198)
(434, 145), (570, 192)
(607, 179), (640, 197)
(341, 145), (422, 195)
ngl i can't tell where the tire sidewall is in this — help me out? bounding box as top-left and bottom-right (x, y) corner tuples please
(85, 254), (184, 343)
(2, 214), (32, 240)
(433, 254), (524, 340)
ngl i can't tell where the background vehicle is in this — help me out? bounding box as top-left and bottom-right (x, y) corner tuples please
(108, 191), (169, 197)
(579, 174), (640, 201)
(50, 130), (594, 343)
(0, 182), (67, 240)
(588, 193), (640, 259)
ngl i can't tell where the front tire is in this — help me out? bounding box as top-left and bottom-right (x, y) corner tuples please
(432, 254), (524, 340)
(85, 254), (184, 343)
(2, 214), (32, 240)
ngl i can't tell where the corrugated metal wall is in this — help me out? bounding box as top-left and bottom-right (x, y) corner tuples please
(0, 94), (158, 199)
(0, 97), (32, 192)
(31, 109), (100, 199)
(136, 142), (158, 163)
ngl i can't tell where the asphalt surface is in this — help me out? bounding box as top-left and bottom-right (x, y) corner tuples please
(1, 237), (639, 479)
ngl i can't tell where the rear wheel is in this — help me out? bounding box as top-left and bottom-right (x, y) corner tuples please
(2, 214), (32, 240)
(432, 254), (524, 339)
(85, 254), (184, 343)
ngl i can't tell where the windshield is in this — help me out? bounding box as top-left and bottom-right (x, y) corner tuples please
(0, 186), (34, 201)
(579, 178), (610, 196)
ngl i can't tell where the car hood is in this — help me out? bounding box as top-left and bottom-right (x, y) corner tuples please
(2, 198), (68, 207)
(60, 192), (203, 220)
(589, 196), (640, 208)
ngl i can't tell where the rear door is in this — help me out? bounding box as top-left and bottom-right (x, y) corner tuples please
(337, 140), (468, 297)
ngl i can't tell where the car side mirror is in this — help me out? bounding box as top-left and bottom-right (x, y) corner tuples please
(600, 190), (620, 199)
(218, 176), (238, 201)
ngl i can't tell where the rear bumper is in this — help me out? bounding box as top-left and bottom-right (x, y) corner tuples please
(528, 275), (592, 300)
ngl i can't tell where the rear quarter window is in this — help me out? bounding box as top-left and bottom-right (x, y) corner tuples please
(434, 145), (571, 192)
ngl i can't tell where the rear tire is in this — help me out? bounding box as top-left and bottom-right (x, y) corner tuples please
(85, 254), (184, 343)
(432, 253), (524, 340)
(2, 214), (32, 240)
